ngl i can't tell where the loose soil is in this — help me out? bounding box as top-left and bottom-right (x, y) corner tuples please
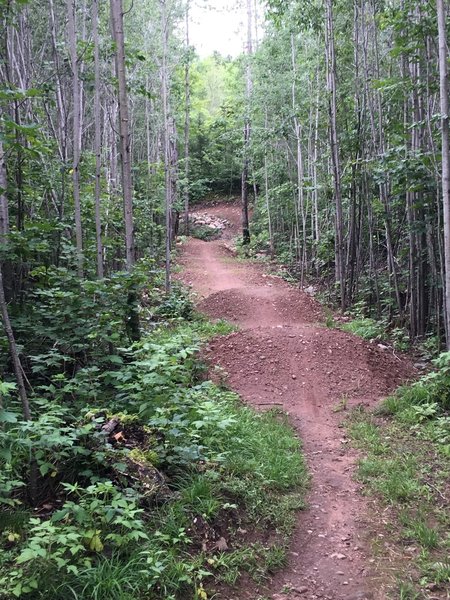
(178, 203), (417, 600)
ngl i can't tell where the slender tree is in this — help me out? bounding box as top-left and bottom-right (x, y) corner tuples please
(93, 0), (104, 278)
(437, 0), (450, 347)
(92, 0), (103, 279)
(111, 0), (135, 271)
(241, 0), (253, 245)
(0, 140), (9, 242)
(0, 139), (30, 421)
(161, 0), (171, 293)
(325, 0), (345, 309)
(291, 33), (307, 286)
(183, 0), (190, 235)
(67, 0), (84, 276)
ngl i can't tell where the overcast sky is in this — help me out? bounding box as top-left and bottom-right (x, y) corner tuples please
(189, 0), (250, 58)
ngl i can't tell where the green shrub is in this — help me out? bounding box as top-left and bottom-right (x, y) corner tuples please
(341, 317), (386, 340)
(0, 316), (307, 599)
(383, 351), (450, 420)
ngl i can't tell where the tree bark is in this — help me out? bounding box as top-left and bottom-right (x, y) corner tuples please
(93, 0), (104, 278)
(437, 0), (450, 347)
(0, 267), (30, 421)
(325, 0), (346, 309)
(67, 0), (84, 277)
(291, 34), (307, 286)
(111, 0), (135, 271)
(0, 141), (9, 242)
(241, 0), (252, 245)
(0, 140), (30, 421)
(183, 0), (190, 235)
(161, 0), (172, 293)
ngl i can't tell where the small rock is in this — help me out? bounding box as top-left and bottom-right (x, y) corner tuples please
(214, 537), (228, 551)
(330, 552), (347, 560)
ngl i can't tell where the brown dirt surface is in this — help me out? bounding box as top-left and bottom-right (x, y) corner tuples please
(177, 203), (417, 600)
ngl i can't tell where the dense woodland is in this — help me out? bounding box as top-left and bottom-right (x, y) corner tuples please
(245, 0), (450, 348)
(0, 0), (449, 597)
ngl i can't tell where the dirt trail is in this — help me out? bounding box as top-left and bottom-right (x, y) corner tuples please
(178, 204), (416, 600)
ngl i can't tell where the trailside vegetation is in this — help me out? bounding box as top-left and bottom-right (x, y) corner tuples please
(346, 354), (450, 596)
(0, 291), (308, 599)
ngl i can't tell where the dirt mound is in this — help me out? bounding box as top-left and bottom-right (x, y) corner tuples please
(190, 201), (242, 240)
(198, 287), (324, 328)
(205, 327), (415, 408)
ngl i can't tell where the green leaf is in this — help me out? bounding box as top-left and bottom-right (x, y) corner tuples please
(0, 410), (18, 423)
(0, 381), (16, 395)
(107, 355), (123, 365)
(39, 462), (53, 477)
(16, 548), (38, 564)
(113, 462), (127, 473)
(0, 446), (12, 462)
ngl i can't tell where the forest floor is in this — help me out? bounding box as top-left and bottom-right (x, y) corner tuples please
(178, 202), (417, 600)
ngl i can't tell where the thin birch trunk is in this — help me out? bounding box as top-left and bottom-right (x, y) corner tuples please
(437, 0), (450, 346)
(325, 0), (345, 309)
(93, 0), (104, 278)
(111, 0), (135, 271)
(291, 34), (307, 287)
(67, 0), (84, 277)
(0, 141), (9, 241)
(241, 0), (252, 245)
(183, 1), (190, 234)
(161, 0), (172, 293)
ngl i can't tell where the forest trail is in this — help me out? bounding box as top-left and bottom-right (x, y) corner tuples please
(178, 203), (416, 600)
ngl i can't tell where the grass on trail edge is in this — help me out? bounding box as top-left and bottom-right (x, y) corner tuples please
(345, 362), (450, 599)
(0, 316), (308, 600)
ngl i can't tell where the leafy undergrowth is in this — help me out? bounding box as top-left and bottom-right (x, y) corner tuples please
(0, 308), (307, 599)
(340, 317), (386, 341)
(346, 353), (450, 599)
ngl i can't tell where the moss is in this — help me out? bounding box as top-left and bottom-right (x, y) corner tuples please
(128, 447), (159, 466)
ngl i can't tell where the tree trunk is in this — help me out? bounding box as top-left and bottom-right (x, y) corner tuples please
(437, 0), (450, 347)
(0, 140), (30, 421)
(110, 0), (135, 271)
(0, 141), (9, 242)
(291, 34), (307, 287)
(264, 155), (274, 257)
(325, 0), (345, 309)
(161, 0), (173, 293)
(183, 0), (190, 235)
(93, 0), (104, 278)
(241, 0), (252, 246)
(67, 0), (84, 277)
(0, 267), (30, 421)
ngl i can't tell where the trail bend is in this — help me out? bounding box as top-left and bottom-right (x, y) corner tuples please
(178, 203), (416, 600)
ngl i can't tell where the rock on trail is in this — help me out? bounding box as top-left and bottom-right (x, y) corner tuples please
(190, 211), (231, 232)
(177, 202), (416, 600)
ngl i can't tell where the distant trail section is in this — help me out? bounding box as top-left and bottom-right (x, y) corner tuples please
(178, 202), (416, 600)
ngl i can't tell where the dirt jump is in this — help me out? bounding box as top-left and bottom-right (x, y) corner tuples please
(178, 203), (416, 600)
